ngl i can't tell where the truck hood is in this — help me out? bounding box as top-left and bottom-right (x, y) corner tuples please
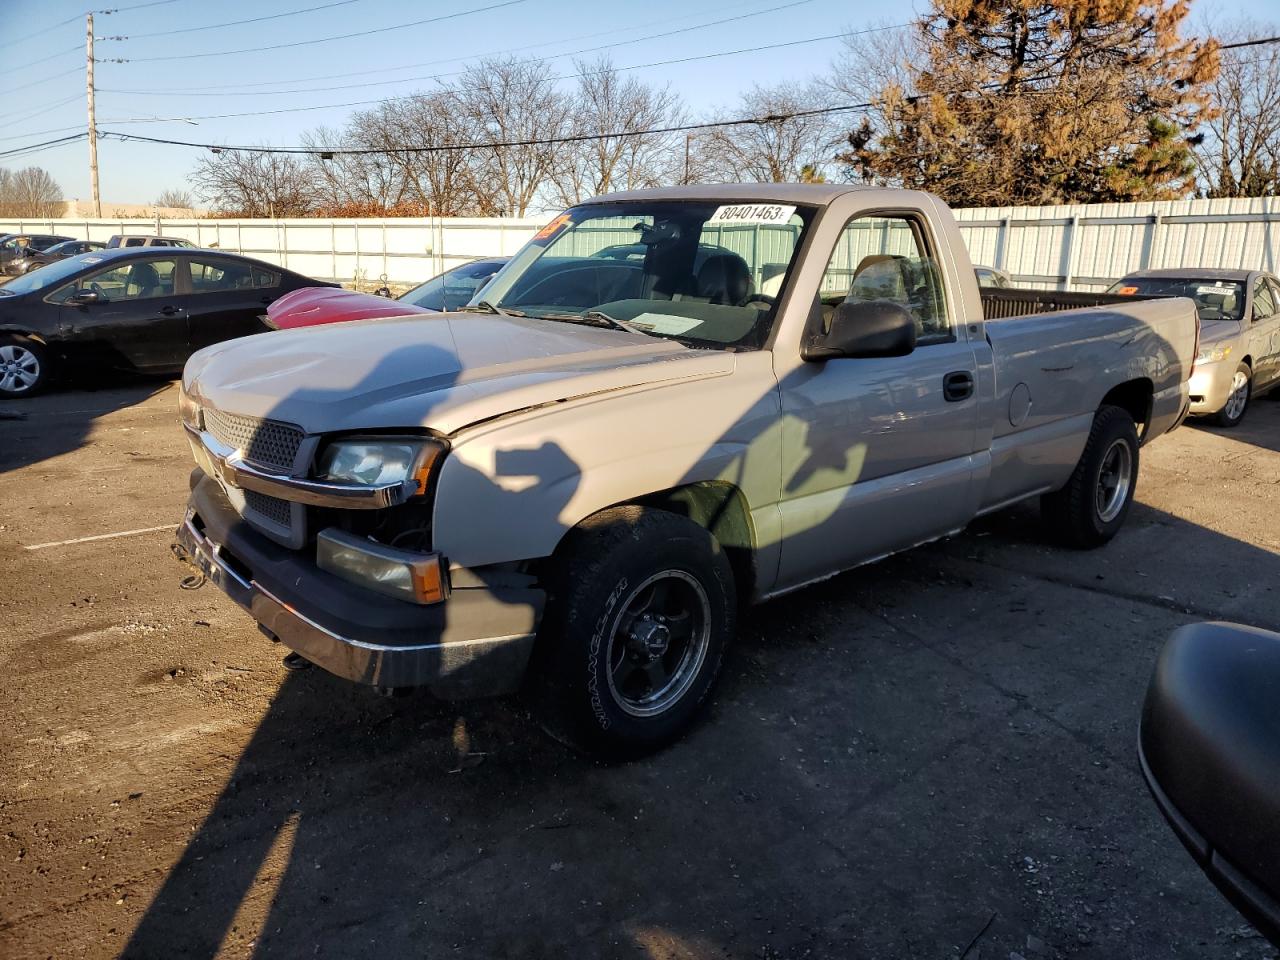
(185, 312), (735, 435)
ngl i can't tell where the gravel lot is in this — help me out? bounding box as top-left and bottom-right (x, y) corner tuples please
(1, 380), (1278, 960)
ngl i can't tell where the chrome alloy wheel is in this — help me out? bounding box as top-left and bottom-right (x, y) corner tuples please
(1096, 438), (1133, 523)
(606, 570), (712, 718)
(0, 343), (40, 394)
(1223, 370), (1250, 422)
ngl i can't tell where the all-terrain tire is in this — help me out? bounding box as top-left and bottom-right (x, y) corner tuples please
(530, 506), (736, 759)
(1041, 404), (1139, 549)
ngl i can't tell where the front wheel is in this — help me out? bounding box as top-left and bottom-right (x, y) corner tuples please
(1211, 364), (1251, 427)
(0, 334), (49, 398)
(1041, 405), (1139, 549)
(531, 506), (736, 758)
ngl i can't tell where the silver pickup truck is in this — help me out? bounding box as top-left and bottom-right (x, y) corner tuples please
(175, 184), (1197, 755)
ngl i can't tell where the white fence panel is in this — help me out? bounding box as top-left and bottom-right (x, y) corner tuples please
(4, 197), (1278, 292)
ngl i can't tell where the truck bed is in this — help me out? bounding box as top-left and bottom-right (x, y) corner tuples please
(982, 287), (1155, 321)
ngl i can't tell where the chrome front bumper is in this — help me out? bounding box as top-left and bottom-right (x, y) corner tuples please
(176, 480), (545, 697)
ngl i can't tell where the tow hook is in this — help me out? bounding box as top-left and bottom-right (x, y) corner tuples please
(169, 541), (206, 591)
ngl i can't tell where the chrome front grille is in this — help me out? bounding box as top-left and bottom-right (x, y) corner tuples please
(201, 406), (308, 547)
(204, 408), (303, 472)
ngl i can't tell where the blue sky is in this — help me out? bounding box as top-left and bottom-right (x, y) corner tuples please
(1, 0), (1273, 206)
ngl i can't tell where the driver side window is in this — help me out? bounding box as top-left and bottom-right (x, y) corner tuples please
(51, 259), (178, 303)
(1252, 279), (1276, 321)
(820, 214), (951, 343)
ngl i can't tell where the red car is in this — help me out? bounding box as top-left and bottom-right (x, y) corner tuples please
(265, 258), (508, 330)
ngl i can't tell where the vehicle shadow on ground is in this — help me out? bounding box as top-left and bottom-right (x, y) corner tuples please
(1189, 396), (1280, 455)
(117, 499), (1280, 959)
(0, 374), (173, 476)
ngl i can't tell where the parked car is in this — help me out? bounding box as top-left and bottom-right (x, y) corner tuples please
(1109, 269), (1280, 427)
(174, 183), (1197, 756)
(8, 239), (107, 275)
(0, 233), (75, 276)
(974, 264), (1013, 288)
(400, 257), (508, 311)
(1141, 621), (1280, 947)
(106, 234), (195, 249)
(265, 257), (510, 330)
(0, 247), (337, 397)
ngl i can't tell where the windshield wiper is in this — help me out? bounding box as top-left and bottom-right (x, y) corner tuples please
(536, 309), (651, 336)
(457, 300), (526, 317)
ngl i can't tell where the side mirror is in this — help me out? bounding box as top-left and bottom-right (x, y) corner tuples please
(1140, 621), (1280, 947)
(803, 299), (917, 361)
(66, 290), (102, 306)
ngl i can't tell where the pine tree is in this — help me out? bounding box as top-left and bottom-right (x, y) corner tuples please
(842, 0), (1219, 205)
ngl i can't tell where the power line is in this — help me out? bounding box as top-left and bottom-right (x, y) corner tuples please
(99, 0), (358, 39)
(9, 66), (83, 96)
(0, 94), (83, 127)
(97, 0), (193, 12)
(1220, 35), (1280, 51)
(109, 0), (531, 62)
(96, 27), (876, 124)
(102, 0), (763, 92)
(0, 44), (82, 78)
(0, 14), (80, 51)
(0, 125), (88, 145)
(99, 101), (874, 155)
(101, 0), (825, 95)
(0, 133), (88, 162)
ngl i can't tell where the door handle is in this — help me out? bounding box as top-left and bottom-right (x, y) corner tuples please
(943, 370), (974, 402)
(159, 305), (181, 317)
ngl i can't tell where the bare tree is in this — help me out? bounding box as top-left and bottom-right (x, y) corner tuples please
(1197, 19), (1280, 197)
(154, 188), (194, 211)
(549, 57), (687, 205)
(190, 150), (319, 217)
(452, 57), (575, 216)
(701, 82), (841, 183)
(0, 166), (63, 217)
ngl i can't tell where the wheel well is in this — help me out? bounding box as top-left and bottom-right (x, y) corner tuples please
(632, 482), (756, 604)
(1101, 378), (1153, 436)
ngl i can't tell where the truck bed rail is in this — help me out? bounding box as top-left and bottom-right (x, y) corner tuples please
(981, 287), (1154, 321)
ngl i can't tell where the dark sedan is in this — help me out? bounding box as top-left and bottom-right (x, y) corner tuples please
(0, 233), (75, 276)
(7, 238), (107, 275)
(0, 247), (337, 397)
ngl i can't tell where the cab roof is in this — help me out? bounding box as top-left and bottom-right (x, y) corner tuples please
(1123, 267), (1257, 282)
(582, 182), (877, 206)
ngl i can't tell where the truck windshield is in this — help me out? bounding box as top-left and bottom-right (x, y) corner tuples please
(473, 201), (816, 350)
(1108, 277), (1246, 323)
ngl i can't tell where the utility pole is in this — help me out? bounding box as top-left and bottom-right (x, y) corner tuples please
(86, 13), (101, 217)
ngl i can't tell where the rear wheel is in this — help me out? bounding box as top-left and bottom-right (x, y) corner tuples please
(531, 506), (736, 758)
(1041, 404), (1139, 549)
(0, 335), (48, 398)
(1211, 364), (1251, 427)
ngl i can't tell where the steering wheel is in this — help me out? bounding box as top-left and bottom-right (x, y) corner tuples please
(742, 293), (776, 309)
(90, 282), (106, 298)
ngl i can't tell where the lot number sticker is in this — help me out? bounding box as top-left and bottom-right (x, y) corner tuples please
(709, 204), (797, 225)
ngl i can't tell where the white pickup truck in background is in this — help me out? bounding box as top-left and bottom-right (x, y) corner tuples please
(175, 183), (1198, 756)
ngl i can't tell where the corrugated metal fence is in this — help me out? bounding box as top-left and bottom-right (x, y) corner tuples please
(4, 195), (1277, 291)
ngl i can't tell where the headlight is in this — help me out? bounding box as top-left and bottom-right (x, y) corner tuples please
(177, 386), (202, 428)
(317, 528), (448, 604)
(1196, 343), (1232, 364)
(316, 438), (445, 494)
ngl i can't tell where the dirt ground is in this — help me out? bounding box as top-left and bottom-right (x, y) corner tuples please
(1, 380), (1278, 960)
